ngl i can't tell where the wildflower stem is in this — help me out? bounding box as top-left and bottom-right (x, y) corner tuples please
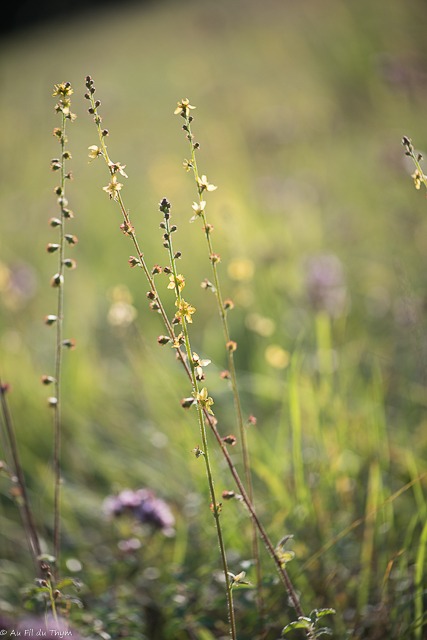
(46, 578), (59, 626)
(52, 107), (67, 574)
(402, 135), (427, 191)
(182, 109), (264, 619)
(87, 83), (236, 635)
(86, 77), (309, 632)
(165, 210), (237, 639)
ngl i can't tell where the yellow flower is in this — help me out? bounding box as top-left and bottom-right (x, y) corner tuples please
(88, 145), (101, 160)
(167, 273), (185, 292)
(109, 161), (128, 178)
(194, 387), (214, 414)
(175, 299), (196, 323)
(172, 332), (184, 348)
(53, 82), (73, 97)
(174, 98), (196, 117)
(190, 200), (206, 222)
(197, 174), (217, 192)
(103, 175), (123, 200)
(412, 169), (424, 190)
(228, 571), (250, 587)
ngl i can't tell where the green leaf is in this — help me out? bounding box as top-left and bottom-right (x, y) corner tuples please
(316, 608), (336, 619)
(282, 618), (313, 635)
(310, 608), (336, 621)
(56, 577), (74, 590)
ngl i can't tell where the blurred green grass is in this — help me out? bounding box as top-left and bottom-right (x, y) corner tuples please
(1, 0), (427, 637)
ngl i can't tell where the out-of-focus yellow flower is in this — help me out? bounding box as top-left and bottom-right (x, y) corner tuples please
(412, 169), (424, 190)
(227, 258), (255, 282)
(265, 344), (290, 369)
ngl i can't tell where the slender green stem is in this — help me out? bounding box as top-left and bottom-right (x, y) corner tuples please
(52, 108), (68, 574)
(165, 212), (237, 639)
(46, 578), (59, 626)
(183, 111), (264, 617)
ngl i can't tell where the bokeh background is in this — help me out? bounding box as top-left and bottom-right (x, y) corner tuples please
(1, 1), (427, 638)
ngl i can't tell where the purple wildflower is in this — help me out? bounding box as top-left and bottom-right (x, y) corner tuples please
(103, 488), (175, 536)
(304, 254), (348, 318)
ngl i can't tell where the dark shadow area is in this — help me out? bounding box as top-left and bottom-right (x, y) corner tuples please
(1, 0), (156, 37)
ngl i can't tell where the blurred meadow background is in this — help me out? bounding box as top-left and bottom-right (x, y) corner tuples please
(1, 0), (427, 638)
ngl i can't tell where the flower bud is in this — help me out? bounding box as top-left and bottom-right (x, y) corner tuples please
(62, 339), (76, 349)
(63, 259), (77, 269)
(222, 491), (235, 500)
(151, 264), (162, 275)
(223, 299), (234, 310)
(128, 256), (141, 268)
(181, 397), (196, 409)
(65, 234), (78, 245)
(50, 273), (64, 287)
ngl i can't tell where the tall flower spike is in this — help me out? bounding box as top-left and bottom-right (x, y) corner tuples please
(49, 81), (77, 575)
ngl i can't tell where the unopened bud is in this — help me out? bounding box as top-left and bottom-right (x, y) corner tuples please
(50, 273), (64, 287)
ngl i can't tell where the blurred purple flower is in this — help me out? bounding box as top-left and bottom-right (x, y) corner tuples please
(304, 254), (348, 318)
(103, 488), (175, 536)
(0, 260), (38, 310)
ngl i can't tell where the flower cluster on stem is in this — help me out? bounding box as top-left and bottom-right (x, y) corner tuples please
(46, 82), (78, 574)
(175, 97), (265, 619)
(86, 77), (315, 637)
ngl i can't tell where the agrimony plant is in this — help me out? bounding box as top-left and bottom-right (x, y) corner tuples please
(175, 98), (264, 618)
(45, 82), (78, 573)
(84, 74), (332, 638)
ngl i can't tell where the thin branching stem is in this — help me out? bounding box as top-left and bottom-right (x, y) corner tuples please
(86, 77), (309, 633)
(165, 212), (237, 639)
